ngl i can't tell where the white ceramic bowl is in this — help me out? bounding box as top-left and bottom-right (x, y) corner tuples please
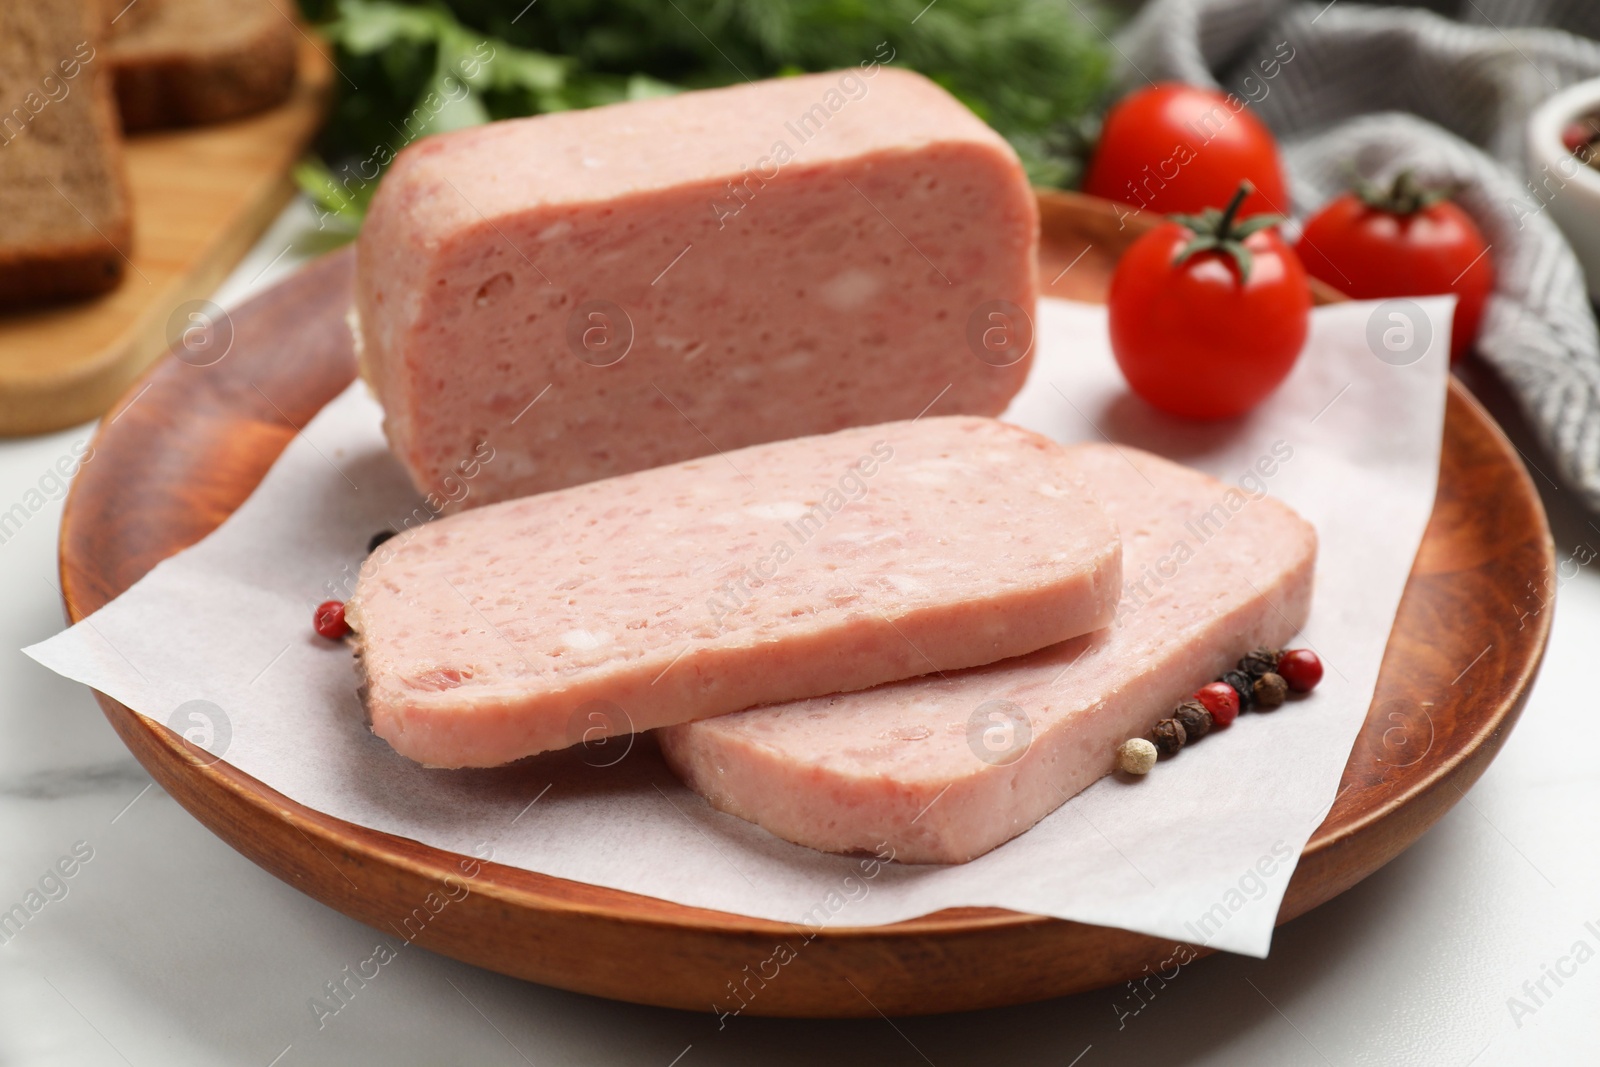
(1528, 77), (1600, 300)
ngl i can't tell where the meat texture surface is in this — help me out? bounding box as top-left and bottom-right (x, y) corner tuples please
(349, 418), (1121, 768)
(355, 67), (1039, 507)
(659, 444), (1317, 863)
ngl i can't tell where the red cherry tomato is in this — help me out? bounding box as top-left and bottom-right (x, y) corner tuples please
(1109, 184), (1312, 420)
(1294, 172), (1493, 363)
(1084, 83), (1289, 218)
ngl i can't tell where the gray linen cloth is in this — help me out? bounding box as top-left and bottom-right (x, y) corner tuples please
(1118, 0), (1600, 509)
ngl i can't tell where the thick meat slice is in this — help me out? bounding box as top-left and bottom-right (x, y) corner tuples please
(348, 418), (1121, 768)
(658, 444), (1317, 864)
(355, 67), (1038, 507)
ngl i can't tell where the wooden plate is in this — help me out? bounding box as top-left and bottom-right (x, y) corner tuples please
(0, 35), (331, 437)
(59, 191), (1555, 1017)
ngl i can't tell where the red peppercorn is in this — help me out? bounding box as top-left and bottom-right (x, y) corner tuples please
(313, 600), (351, 640)
(1195, 681), (1240, 727)
(1277, 648), (1323, 692)
(1562, 119), (1598, 155)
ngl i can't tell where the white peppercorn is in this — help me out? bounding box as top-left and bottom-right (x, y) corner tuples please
(1116, 737), (1158, 775)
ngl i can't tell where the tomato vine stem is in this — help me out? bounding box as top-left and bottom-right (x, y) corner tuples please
(1169, 181), (1285, 283)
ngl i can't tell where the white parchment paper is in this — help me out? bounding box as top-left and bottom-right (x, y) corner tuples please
(25, 296), (1451, 957)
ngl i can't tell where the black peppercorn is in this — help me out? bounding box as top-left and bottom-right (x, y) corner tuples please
(367, 530), (396, 553)
(1253, 671), (1288, 709)
(1220, 669), (1256, 710)
(1238, 646), (1281, 679)
(1149, 718), (1187, 757)
(1172, 699), (1213, 741)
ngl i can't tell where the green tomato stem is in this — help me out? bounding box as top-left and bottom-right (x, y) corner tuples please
(1170, 181), (1282, 284)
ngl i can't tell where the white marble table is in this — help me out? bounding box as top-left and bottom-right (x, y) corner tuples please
(2, 200), (1597, 1066)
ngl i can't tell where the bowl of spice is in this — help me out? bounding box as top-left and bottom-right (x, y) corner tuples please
(1529, 78), (1600, 299)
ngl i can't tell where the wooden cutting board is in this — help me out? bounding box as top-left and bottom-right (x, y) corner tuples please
(0, 34), (332, 436)
(59, 191), (1555, 1017)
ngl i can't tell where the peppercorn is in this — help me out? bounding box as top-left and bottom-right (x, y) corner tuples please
(1149, 717), (1187, 757)
(313, 600), (351, 640)
(1277, 649), (1324, 693)
(1238, 646), (1281, 679)
(1220, 669), (1256, 710)
(368, 530), (396, 553)
(1253, 671), (1288, 709)
(1195, 681), (1240, 726)
(1172, 699), (1213, 741)
(1117, 738), (1158, 775)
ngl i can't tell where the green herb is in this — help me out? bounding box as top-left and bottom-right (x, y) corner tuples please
(295, 0), (1113, 228)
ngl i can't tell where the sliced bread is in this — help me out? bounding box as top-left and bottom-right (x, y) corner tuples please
(108, 0), (297, 131)
(0, 2), (133, 306)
